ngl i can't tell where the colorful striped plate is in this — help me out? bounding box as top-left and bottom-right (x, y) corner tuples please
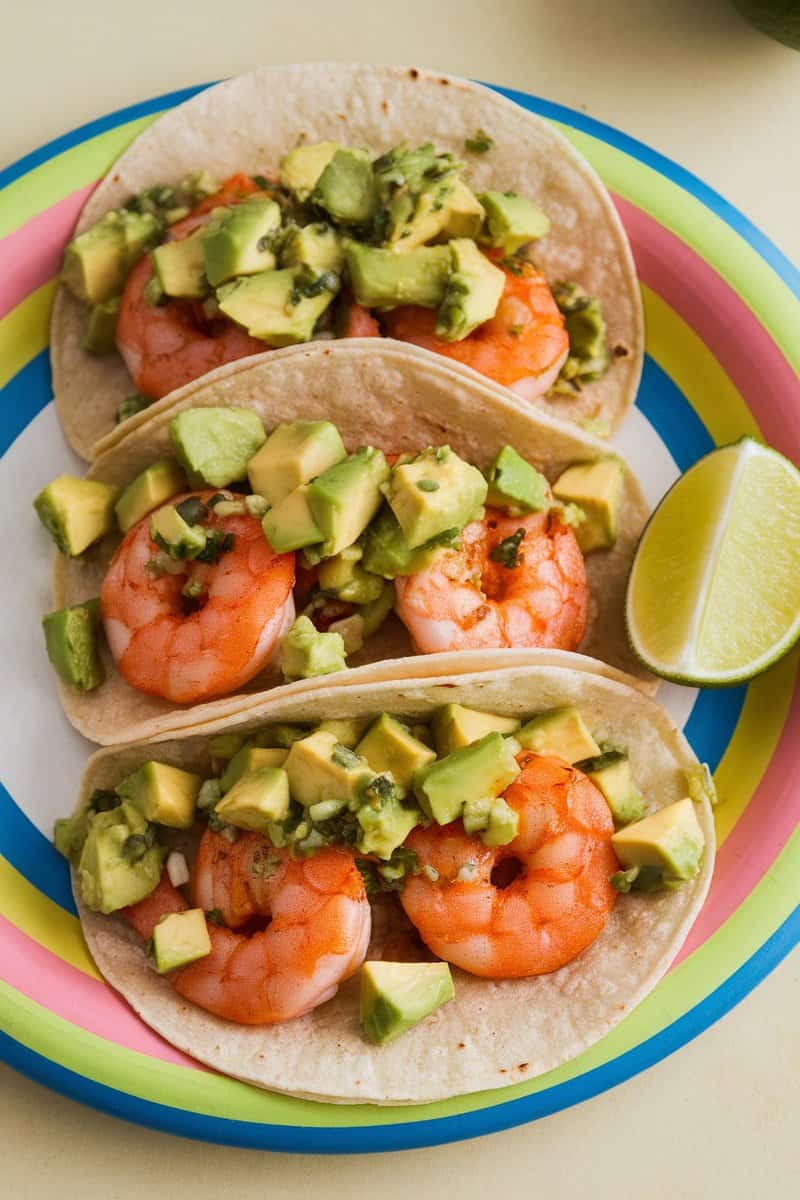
(1, 81), (798, 1153)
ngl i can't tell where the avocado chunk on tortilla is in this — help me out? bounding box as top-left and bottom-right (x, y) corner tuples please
(382, 445), (487, 550)
(485, 445), (549, 515)
(151, 231), (208, 299)
(220, 747), (288, 793)
(261, 484), (324, 553)
(149, 504), (207, 560)
(115, 761), (202, 830)
(346, 242), (451, 309)
(215, 766), (292, 832)
(247, 420), (346, 507)
(478, 190), (550, 254)
(285, 728), (374, 808)
(575, 751), (645, 827)
(115, 459), (187, 533)
(436, 239), (505, 341)
(415, 732), (520, 825)
(462, 794), (519, 846)
(312, 148), (376, 225)
(612, 797), (705, 881)
(281, 222), (345, 274)
(553, 459), (623, 553)
(360, 960), (454, 1044)
(307, 447), (389, 557)
(169, 407), (266, 488)
(516, 706), (600, 763)
(153, 909), (211, 974)
(360, 505), (458, 579)
(553, 283), (610, 392)
(34, 475), (119, 556)
(280, 141), (340, 200)
(203, 197), (281, 286)
(82, 297), (120, 355)
(216, 265), (338, 346)
(356, 714), (436, 789)
(433, 703), (520, 757)
(42, 599), (105, 692)
(279, 615), (346, 682)
(62, 209), (160, 305)
(356, 776), (422, 859)
(77, 802), (163, 914)
(318, 546), (385, 604)
(316, 717), (371, 749)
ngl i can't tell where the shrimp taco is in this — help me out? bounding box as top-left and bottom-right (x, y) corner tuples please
(56, 652), (715, 1104)
(51, 62), (643, 460)
(36, 341), (650, 746)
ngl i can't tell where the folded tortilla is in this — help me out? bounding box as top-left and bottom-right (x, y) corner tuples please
(75, 650), (714, 1105)
(52, 340), (651, 745)
(51, 62), (644, 460)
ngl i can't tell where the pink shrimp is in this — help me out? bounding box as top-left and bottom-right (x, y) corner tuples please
(400, 753), (618, 978)
(394, 508), (588, 654)
(115, 175), (268, 399)
(383, 256), (569, 400)
(127, 831), (371, 1025)
(100, 491), (295, 704)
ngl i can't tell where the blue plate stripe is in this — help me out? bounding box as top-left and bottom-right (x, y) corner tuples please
(0, 353), (52, 458)
(636, 355), (714, 471)
(0, 783), (75, 913)
(2, 901), (797, 1152)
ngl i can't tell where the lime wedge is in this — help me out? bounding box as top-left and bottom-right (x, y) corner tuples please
(626, 438), (800, 685)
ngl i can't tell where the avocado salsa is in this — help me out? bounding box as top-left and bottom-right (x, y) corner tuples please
(61, 140), (610, 421)
(35, 407), (626, 698)
(55, 699), (706, 1041)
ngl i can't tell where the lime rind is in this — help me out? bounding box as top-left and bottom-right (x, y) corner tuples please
(626, 437), (800, 687)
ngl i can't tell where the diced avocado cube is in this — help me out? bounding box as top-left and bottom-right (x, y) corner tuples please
(280, 141), (341, 200)
(149, 504), (206, 560)
(383, 446), (487, 550)
(42, 599), (105, 692)
(77, 802), (162, 914)
(436, 239), (505, 342)
(440, 179), (486, 240)
(202, 198), (281, 286)
(82, 297), (120, 355)
(346, 243), (451, 309)
(280, 615), (347, 682)
(62, 210), (160, 305)
(115, 459), (187, 533)
(250, 723), (309, 750)
(247, 420), (346, 507)
(117, 393), (151, 425)
(479, 190), (550, 254)
(209, 733), (246, 761)
(576, 751), (645, 827)
(359, 579), (396, 636)
(552, 459), (624, 553)
(169, 407), (266, 488)
(307, 446), (389, 557)
(414, 732), (520, 825)
(151, 231), (208, 299)
(433, 703), (520, 757)
(485, 446), (549, 515)
(34, 475), (119, 557)
(318, 547), (385, 604)
(360, 505), (457, 579)
(462, 795), (492, 835)
(356, 782), (422, 860)
(215, 766), (291, 832)
(312, 148), (375, 225)
(281, 223), (345, 273)
(54, 800), (96, 864)
(516, 707), (600, 764)
(356, 714), (436, 789)
(115, 761), (202, 830)
(685, 763), (716, 808)
(360, 960), (454, 1044)
(285, 729), (374, 808)
(216, 266), (337, 346)
(153, 909), (211, 973)
(611, 798), (705, 881)
(316, 717), (371, 749)
(482, 796), (520, 847)
(554, 284), (610, 389)
(220, 746), (288, 793)
(261, 484), (323, 553)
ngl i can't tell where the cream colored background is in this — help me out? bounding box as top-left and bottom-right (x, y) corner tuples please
(2, 1), (799, 1195)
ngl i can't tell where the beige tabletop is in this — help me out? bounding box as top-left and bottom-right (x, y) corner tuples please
(2, 1), (799, 1195)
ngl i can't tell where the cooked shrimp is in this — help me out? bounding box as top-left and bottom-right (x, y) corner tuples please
(400, 753), (618, 978)
(126, 830), (371, 1025)
(116, 176), (268, 399)
(394, 508), (588, 654)
(101, 491), (295, 704)
(383, 257), (569, 399)
(339, 298), (381, 338)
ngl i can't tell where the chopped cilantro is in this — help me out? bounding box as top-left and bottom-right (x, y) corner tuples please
(489, 528), (526, 569)
(465, 129), (494, 154)
(195, 530), (235, 564)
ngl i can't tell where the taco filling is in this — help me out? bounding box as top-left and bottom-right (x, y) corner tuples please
(61, 144), (612, 426)
(57, 697), (708, 1042)
(36, 407), (627, 706)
